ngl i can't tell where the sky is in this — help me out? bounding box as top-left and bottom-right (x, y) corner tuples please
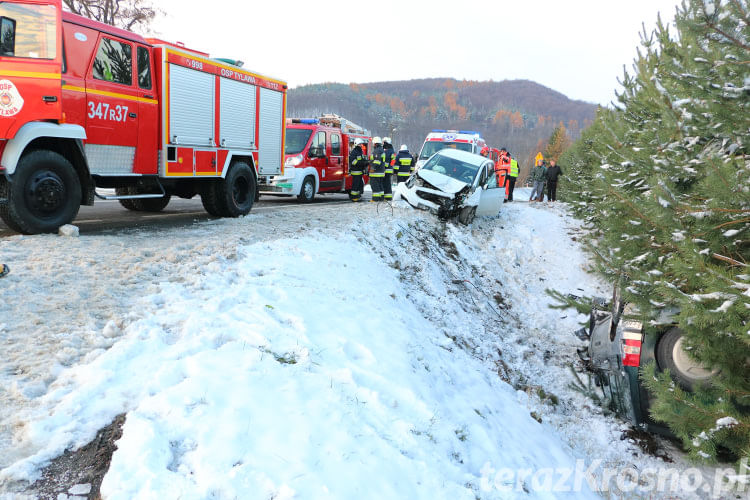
(151, 0), (682, 106)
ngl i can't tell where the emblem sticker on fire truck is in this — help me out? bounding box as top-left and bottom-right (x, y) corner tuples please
(0, 80), (24, 117)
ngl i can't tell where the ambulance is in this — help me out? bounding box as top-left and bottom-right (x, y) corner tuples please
(415, 129), (487, 170)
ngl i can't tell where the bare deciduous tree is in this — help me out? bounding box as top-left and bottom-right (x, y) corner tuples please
(62, 0), (159, 32)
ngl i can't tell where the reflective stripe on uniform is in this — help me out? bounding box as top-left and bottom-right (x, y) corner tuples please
(370, 173), (385, 177)
(397, 172), (411, 177)
(350, 171), (363, 175)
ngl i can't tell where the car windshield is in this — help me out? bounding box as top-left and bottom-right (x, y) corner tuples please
(285, 128), (313, 155)
(419, 141), (473, 159)
(421, 153), (479, 184)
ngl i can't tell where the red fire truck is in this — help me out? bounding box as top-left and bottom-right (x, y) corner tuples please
(0, 0), (286, 234)
(259, 114), (371, 202)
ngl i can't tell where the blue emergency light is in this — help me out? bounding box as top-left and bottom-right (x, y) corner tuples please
(459, 130), (480, 135)
(431, 129), (447, 133)
(298, 119), (319, 124)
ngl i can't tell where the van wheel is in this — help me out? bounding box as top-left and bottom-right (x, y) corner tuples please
(298, 176), (315, 203)
(458, 206), (476, 225)
(0, 150), (81, 234)
(115, 187), (138, 211)
(656, 327), (718, 391)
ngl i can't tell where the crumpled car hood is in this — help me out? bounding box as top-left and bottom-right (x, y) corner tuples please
(417, 169), (469, 194)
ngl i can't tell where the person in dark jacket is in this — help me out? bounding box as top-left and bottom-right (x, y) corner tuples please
(394, 145), (414, 183)
(546, 160), (563, 202)
(382, 137), (395, 200)
(348, 138), (368, 202)
(369, 137), (385, 202)
(529, 160), (547, 202)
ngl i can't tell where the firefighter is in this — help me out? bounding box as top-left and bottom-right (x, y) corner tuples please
(507, 151), (519, 202)
(495, 147), (511, 199)
(394, 145), (414, 183)
(480, 146), (490, 158)
(369, 137), (385, 202)
(382, 137), (395, 201)
(348, 138), (368, 202)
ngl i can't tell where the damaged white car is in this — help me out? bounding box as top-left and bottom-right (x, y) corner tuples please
(394, 149), (505, 224)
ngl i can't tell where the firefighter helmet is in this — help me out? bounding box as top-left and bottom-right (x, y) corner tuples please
(383, 136), (391, 144)
(354, 138), (365, 145)
(480, 146), (490, 157)
(373, 136), (382, 144)
(400, 144), (408, 151)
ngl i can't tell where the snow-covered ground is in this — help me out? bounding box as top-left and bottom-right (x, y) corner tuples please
(0, 191), (739, 499)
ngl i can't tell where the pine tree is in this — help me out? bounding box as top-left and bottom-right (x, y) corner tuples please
(561, 0), (750, 461)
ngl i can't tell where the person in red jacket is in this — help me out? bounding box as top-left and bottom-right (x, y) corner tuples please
(494, 147), (511, 199)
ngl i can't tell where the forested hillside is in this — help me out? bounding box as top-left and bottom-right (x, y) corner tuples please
(288, 78), (597, 177)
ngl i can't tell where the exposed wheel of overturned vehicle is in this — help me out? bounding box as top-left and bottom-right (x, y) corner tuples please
(458, 206), (476, 225)
(656, 327), (718, 391)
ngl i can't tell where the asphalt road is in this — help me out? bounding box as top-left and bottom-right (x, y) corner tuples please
(0, 192), (353, 237)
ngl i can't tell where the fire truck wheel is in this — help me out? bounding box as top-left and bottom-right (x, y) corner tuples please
(298, 176), (316, 203)
(132, 194), (171, 212)
(219, 162), (256, 217)
(200, 180), (223, 216)
(115, 187), (138, 211)
(1, 150), (81, 234)
(656, 327), (718, 391)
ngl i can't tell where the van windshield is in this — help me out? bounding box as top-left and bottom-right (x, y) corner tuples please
(285, 128), (313, 155)
(419, 141), (472, 159)
(0, 2), (57, 59)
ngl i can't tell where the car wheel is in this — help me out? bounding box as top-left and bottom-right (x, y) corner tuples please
(298, 176), (315, 203)
(200, 180), (223, 216)
(1, 150), (81, 234)
(115, 187), (138, 211)
(458, 206), (476, 225)
(656, 327), (718, 391)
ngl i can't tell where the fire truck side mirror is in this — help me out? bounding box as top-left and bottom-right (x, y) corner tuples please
(0, 17), (16, 57)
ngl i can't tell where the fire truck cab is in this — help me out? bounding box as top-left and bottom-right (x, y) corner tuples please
(259, 114), (371, 202)
(415, 129), (487, 170)
(0, 0), (286, 234)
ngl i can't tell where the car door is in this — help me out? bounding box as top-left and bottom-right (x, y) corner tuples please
(324, 131), (344, 189)
(476, 162), (505, 216)
(308, 130), (326, 189)
(85, 34), (139, 174)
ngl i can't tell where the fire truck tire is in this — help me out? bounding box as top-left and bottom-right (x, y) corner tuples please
(298, 176), (316, 203)
(132, 194), (171, 212)
(217, 162), (256, 217)
(115, 187), (138, 211)
(200, 180), (223, 216)
(656, 327), (717, 391)
(1, 150), (81, 234)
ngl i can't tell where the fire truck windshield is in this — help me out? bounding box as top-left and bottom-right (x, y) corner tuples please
(419, 141), (472, 159)
(285, 128), (313, 155)
(0, 2), (57, 59)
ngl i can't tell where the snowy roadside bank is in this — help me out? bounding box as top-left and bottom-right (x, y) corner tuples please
(0, 196), (732, 499)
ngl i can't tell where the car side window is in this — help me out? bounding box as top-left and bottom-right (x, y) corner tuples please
(310, 131), (326, 157)
(93, 37), (132, 85)
(486, 172), (499, 189)
(137, 46), (152, 89)
(331, 134), (341, 155)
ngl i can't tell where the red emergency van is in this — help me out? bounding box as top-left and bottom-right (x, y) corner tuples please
(259, 114), (371, 202)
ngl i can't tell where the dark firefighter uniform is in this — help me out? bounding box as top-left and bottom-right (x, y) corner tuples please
(382, 141), (395, 200)
(348, 143), (368, 202)
(369, 142), (385, 201)
(394, 148), (414, 182)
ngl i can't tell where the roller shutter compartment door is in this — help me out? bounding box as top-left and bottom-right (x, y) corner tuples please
(220, 78), (256, 149)
(169, 64), (215, 147)
(258, 88), (283, 175)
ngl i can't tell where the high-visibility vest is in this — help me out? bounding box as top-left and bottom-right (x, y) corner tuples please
(510, 159), (519, 177)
